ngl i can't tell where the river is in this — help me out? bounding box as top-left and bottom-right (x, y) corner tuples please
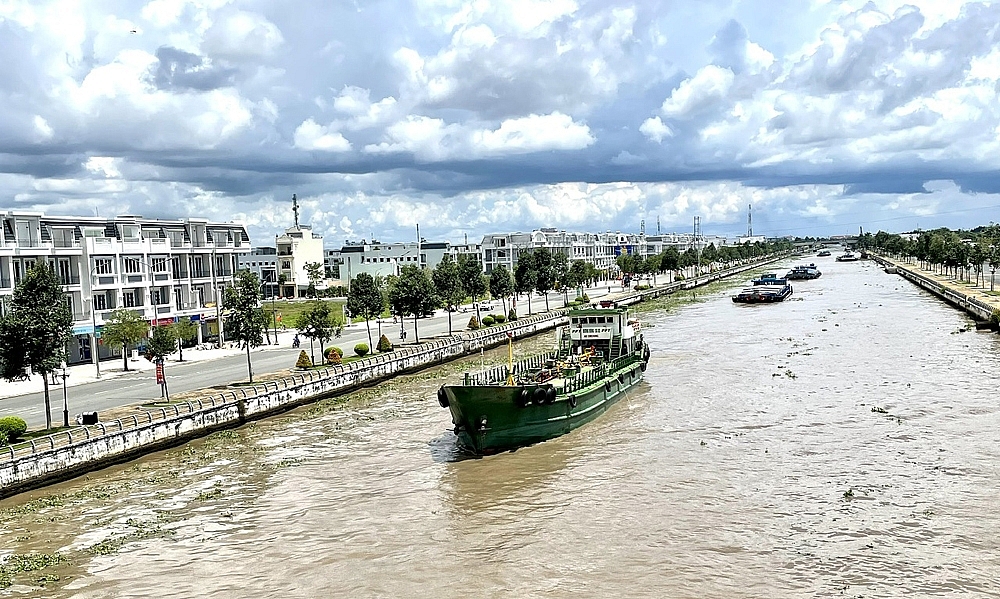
(2, 256), (999, 598)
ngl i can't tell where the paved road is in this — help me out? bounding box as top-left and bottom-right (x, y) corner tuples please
(5, 286), (624, 429)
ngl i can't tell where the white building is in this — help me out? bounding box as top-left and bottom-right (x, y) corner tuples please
(275, 225), (325, 297)
(0, 211), (250, 365)
(340, 240), (449, 282)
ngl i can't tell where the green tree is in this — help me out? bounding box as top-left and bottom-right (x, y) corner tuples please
(388, 265), (436, 343)
(347, 273), (385, 349)
(0, 262), (73, 429)
(146, 325), (177, 360)
(222, 270), (269, 383)
(533, 248), (555, 311)
(304, 261), (324, 298)
(101, 308), (149, 373)
(458, 254), (488, 323)
(488, 265), (514, 316)
(552, 252), (570, 307)
(432, 255), (465, 336)
(296, 300), (339, 365)
(568, 260), (589, 297)
(170, 317), (198, 362)
(514, 251), (537, 315)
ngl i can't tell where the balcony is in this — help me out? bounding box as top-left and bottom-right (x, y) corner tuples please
(190, 270), (211, 278)
(59, 275), (81, 286)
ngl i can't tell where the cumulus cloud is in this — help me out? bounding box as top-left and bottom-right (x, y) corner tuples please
(365, 112), (592, 161)
(293, 119), (351, 152)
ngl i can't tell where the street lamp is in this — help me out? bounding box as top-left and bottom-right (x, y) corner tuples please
(60, 361), (69, 428)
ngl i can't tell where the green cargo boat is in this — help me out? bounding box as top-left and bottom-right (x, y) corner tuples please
(438, 307), (650, 454)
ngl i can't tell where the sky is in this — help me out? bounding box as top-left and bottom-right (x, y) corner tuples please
(3, 0), (1000, 247)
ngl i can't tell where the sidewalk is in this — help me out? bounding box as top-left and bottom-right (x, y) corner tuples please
(0, 330), (300, 401)
(879, 256), (1000, 314)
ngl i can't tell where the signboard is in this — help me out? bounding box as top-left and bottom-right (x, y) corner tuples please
(155, 361), (165, 385)
(153, 318), (176, 326)
(73, 324), (95, 335)
(577, 327), (612, 339)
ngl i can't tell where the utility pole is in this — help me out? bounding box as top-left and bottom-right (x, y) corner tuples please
(416, 223), (421, 269)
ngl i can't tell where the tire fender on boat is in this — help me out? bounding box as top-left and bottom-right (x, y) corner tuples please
(437, 387), (449, 408)
(605, 380), (612, 392)
(617, 373), (625, 385)
(532, 387), (547, 405)
(517, 388), (531, 407)
(545, 387), (556, 404)
(640, 362), (647, 372)
(568, 395), (577, 408)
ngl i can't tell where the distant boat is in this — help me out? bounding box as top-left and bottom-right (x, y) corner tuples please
(836, 251), (860, 262)
(732, 275), (793, 303)
(786, 264), (822, 280)
(817, 250), (832, 257)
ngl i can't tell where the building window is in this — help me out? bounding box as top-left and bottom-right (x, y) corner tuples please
(124, 257), (141, 274)
(151, 257), (167, 272)
(123, 290), (140, 308)
(95, 258), (113, 275)
(94, 294), (107, 311)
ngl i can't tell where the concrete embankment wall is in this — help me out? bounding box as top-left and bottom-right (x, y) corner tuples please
(872, 256), (997, 323)
(0, 254), (785, 498)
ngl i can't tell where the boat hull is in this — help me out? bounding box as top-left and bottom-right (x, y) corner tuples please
(442, 357), (645, 454)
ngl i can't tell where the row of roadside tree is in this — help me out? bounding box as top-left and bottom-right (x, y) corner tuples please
(858, 225), (1000, 290)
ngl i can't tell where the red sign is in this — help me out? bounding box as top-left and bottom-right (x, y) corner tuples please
(153, 318), (175, 326)
(155, 362), (165, 385)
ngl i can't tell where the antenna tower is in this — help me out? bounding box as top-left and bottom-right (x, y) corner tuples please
(292, 194), (300, 229)
(640, 219), (645, 236)
(747, 203), (753, 237)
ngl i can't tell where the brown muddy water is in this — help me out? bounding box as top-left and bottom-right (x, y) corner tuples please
(2, 257), (1000, 598)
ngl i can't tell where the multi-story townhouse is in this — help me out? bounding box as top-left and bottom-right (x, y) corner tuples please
(479, 229), (733, 274)
(274, 225), (324, 298)
(0, 211), (249, 366)
(238, 247), (278, 297)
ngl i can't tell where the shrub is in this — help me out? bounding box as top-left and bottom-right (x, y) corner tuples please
(377, 334), (393, 352)
(354, 343), (370, 357)
(492, 313), (506, 324)
(468, 316), (480, 330)
(295, 350), (312, 369)
(0, 417), (27, 444)
(991, 309), (1000, 327)
(674, 273), (685, 281)
(580, 293), (590, 302)
(325, 347), (342, 364)
(481, 315), (495, 326)
(508, 309), (518, 321)
(328, 346), (344, 358)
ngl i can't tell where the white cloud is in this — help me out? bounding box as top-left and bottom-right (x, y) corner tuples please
(365, 112), (592, 160)
(202, 9), (284, 59)
(473, 112), (594, 153)
(640, 117), (673, 143)
(293, 119), (351, 152)
(660, 65), (736, 118)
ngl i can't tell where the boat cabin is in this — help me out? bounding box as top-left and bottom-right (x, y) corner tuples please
(559, 308), (640, 363)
